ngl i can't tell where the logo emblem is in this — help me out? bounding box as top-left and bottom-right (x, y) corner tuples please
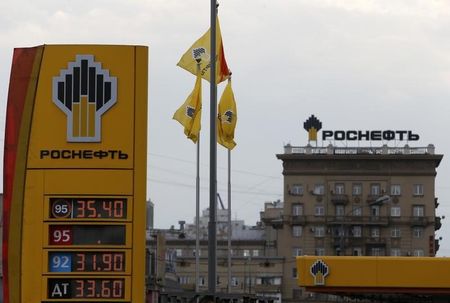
(310, 259), (329, 286)
(192, 47), (210, 63)
(53, 55), (117, 142)
(303, 115), (322, 142)
(221, 110), (234, 124)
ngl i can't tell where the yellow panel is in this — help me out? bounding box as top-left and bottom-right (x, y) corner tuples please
(377, 257), (450, 288)
(27, 45), (136, 169)
(297, 256), (450, 288)
(44, 170), (133, 195)
(131, 45), (149, 302)
(21, 170), (45, 302)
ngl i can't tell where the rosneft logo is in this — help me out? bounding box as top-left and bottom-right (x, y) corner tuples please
(192, 47), (209, 63)
(221, 110), (234, 124)
(310, 259), (329, 286)
(303, 115), (322, 142)
(53, 55), (117, 142)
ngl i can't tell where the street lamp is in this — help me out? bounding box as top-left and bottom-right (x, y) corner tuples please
(338, 195), (391, 256)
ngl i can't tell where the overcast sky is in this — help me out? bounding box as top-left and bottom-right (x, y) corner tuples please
(1, 0), (450, 255)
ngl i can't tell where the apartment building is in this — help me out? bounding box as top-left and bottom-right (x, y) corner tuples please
(147, 208), (284, 303)
(271, 143), (443, 301)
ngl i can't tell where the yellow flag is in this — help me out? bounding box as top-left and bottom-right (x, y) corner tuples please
(177, 16), (230, 84)
(217, 80), (237, 150)
(173, 73), (202, 143)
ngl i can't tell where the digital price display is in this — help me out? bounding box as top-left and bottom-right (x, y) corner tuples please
(49, 252), (125, 272)
(50, 197), (127, 219)
(48, 278), (125, 299)
(49, 225), (126, 245)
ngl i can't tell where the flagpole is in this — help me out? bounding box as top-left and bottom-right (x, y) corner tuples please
(208, 0), (218, 296)
(227, 149), (232, 293)
(195, 137), (200, 294)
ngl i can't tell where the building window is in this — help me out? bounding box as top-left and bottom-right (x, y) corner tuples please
(198, 276), (206, 286)
(352, 183), (362, 196)
(370, 183), (381, 195)
(245, 277), (255, 287)
(292, 267), (298, 278)
(313, 184), (325, 195)
(231, 277), (239, 287)
(292, 203), (304, 216)
(391, 227), (401, 238)
(390, 184), (401, 196)
(252, 249), (259, 257)
(315, 248), (325, 256)
(390, 248), (401, 256)
(413, 249), (424, 256)
(178, 276), (189, 284)
(314, 226), (325, 237)
(413, 184), (424, 196)
(292, 247), (303, 257)
(413, 205), (425, 217)
(292, 225), (303, 237)
(243, 249), (250, 257)
(175, 249), (183, 257)
(192, 249), (201, 257)
(371, 227), (380, 238)
(335, 183), (345, 194)
(335, 205), (345, 217)
(371, 205), (380, 217)
(390, 206), (401, 217)
(352, 226), (362, 238)
(371, 248), (383, 256)
(290, 184), (304, 196)
(352, 206), (362, 216)
(353, 248), (362, 256)
(413, 227), (424, 238)
(315, 205), (325, 216)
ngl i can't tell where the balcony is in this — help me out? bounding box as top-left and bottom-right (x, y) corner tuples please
(330, 194), (349, 205)
(365, 237), (387, 245)
(326, 216), (389, 226)
(253, 284), (281, 293)
(410, 216), (429, 227)
(289, 215), (307, 225)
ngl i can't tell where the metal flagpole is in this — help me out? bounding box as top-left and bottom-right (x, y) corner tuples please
(195, 137), (200, 293)
(208, 0), (218, 295)
(227, 149), (232, 293)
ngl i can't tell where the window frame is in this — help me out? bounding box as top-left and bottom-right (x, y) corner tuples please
(352, 183), (362, 196)
(390, 206), (401, 217)
(292, 225), (303, 237)
(290, 184), (304, 196)
(390, 184), (401, 196)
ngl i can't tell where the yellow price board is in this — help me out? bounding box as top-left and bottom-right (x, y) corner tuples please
(3, 45), (147, 303)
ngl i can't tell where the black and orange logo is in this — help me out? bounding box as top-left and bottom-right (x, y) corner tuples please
(303, 115), (322, 142)
(53, 55), (117, 142)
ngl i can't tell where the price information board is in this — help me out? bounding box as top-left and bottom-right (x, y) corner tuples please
(3, 45), (147, 303)
(44, 196), (132, 301)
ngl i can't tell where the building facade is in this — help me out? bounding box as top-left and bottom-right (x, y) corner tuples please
(272, 144), (443, 301)
(147, 208), (284, 303)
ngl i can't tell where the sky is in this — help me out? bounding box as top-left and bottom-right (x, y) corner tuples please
(1, 0), (450, 255)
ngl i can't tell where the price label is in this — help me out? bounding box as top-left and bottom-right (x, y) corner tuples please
(49, 253), (72, 272)
(49, 226), (73, 245)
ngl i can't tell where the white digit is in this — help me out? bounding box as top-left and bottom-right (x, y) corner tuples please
(53, 256), (61, 268)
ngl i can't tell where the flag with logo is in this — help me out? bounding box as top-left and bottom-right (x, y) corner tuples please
(217, 80), (237, 149)
(173, 73), (202, 143)
(177, 16), (230, 84)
